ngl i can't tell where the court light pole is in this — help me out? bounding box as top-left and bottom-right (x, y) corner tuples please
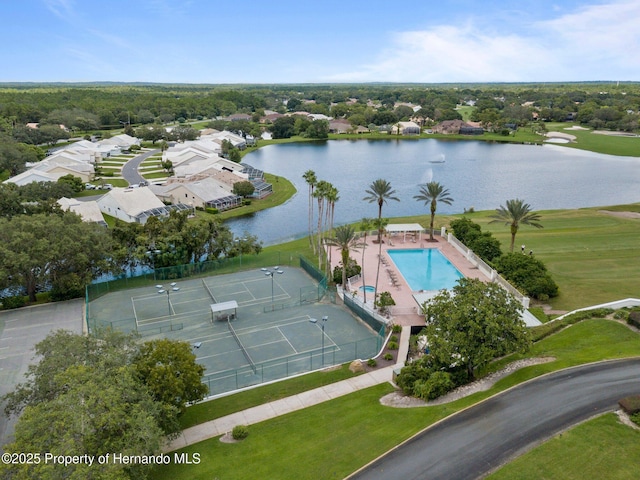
(309, 315), (328, 366)
(156, 282), (179, 315)
(262, 267), (284, 310)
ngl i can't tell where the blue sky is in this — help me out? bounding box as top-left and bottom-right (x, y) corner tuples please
(1, 0), (639, 83)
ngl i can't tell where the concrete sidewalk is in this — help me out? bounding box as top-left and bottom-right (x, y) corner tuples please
(164, 326), (410, 452)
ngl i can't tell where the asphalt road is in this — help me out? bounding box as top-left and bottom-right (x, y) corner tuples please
(121, 148), (159, 185)
(349, 358), (640, 480)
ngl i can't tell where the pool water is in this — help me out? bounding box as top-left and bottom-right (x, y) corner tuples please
(359, 285), (375, 293)
(387, 249), (463, 291)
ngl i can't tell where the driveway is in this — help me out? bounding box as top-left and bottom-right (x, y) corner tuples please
(349, 358), (640, 480)
(0, 300), (83, 449)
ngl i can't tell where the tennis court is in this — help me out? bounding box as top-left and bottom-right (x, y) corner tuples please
(88, 266), (383, 396)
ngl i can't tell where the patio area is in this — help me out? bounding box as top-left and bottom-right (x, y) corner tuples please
(326, 228), (488, 328)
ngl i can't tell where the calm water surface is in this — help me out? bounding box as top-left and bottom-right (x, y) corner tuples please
(227, 139), (640, 245)
(388, 249), (464, 291)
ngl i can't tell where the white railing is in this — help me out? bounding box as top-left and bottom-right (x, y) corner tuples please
(346, 274), (361, 291)
(552, 298), (640, 322)
(447, 233), (530, 308)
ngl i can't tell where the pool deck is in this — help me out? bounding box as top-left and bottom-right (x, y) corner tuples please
(327, 232), (488, 328)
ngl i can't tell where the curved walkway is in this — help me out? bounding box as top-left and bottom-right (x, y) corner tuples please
(164, 326), (411, 452)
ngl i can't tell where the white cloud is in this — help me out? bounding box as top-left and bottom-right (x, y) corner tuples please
(43, 0), (76, 20)
(537, 0), (640, 76)
(327, 0), (640, 82)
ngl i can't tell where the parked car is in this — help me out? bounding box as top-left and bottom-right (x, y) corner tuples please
(103, 183), (113, 190)
(85, 183), (96, 190)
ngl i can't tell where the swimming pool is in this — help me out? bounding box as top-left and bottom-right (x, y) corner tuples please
(359, 285), (375, 293)
(387, 249), (463, 291)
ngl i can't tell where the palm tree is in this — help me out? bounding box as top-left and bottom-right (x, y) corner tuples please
(324, 185), (339, 275)
(363, 179), (400, 308)
(302, 170), (317, 253)
(359, 217), (373, 304)
(324, 225), (363, 291)
(313, 180), (331, 268)
(414, 181), (454, 241)
(363, 179), (400, 244)
(489, 198), (543, 252)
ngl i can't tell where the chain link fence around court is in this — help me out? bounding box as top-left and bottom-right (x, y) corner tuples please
(85, 251), (297, 335)
(202, 334), (382, 396)
(85, 252), (386, 396)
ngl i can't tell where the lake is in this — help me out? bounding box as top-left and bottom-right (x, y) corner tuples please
(226, 139), (640, 245)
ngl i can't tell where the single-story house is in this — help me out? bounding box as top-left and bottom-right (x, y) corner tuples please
(328, 119), (352, 134)
(226, 113), (253, 122)
(391, 121), (421, 135)
(151, 178), (242, 211)
(57, 197), (107, 226)
(433, 120), (483, 135)
(5, 155), (94, 186)
(96, 186), (181, 224)
(101, 134), (141, 149)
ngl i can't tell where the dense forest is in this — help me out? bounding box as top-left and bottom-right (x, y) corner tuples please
(1, 82), (639, 132)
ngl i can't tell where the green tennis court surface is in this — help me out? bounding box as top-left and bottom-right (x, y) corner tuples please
(88, 267), (383, 396)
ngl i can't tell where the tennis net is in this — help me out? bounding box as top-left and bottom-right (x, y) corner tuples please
(202, 279), (217, 303)
(227, 321), (256, 374)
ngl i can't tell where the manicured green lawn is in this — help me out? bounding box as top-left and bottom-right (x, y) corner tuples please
(151, 319), (640, 480)
(179, 364), (361, 429)
(456, 206), (640, 311)
(546, 122), (640, 157)
(215, 173), (297, 221)
(487, 413), (640, 480)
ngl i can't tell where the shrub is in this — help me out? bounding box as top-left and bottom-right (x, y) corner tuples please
(628, 311), (640, 329)
(389, 335), (398, 343)
(1, 295), (26, 310)
(391, 324), (402, 334)
(242, 199), (252, 206)
(414, 371), (455, 400)
(449, 217), (501, 262)
(332, 257), (361, 285)
(383, 353), (393, 361)
(367, 358), (377, 367)
(375, 291), (396, 314)
(449, 217), (482, 245)
(619, 395), (640, 414)
(468, 233), (502, 262)
(631, 412), (640, 427)
(205, 207), (219, 215)
(493, 253), (559, 299)
(232, 425), (249, 440)
(396, 359), (435, 395)
(613, 309), (628, 320)
(387, 341), (398, 350)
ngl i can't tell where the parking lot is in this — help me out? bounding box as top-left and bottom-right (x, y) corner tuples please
(0, 300), (83, 449)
